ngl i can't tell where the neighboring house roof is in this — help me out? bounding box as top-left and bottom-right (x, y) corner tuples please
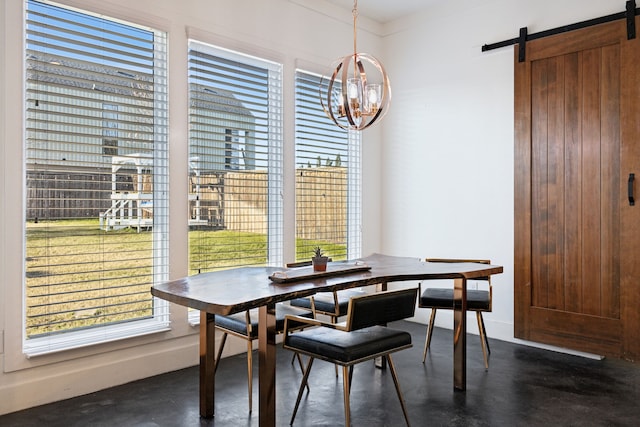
(189, 83), (254, 119)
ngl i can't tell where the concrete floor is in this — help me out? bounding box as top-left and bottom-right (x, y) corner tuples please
(1, 321), (639, 426)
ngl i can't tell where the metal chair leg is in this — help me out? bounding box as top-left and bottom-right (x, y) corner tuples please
(213, 331), (256, 412)
(213, 332), (228, 374)
(289, 326), (310, 391)
(332, 315), (340, 377)
(294, 353), (310, 392)
(387, 354), (411, 427)
(246, 340), (253, 413)
(422, 309), (437, 363)
(290, 357), (315, 425)
(342, 365), (351, 427)
(477, 312), (490, 369)
(479, 312), (491, 356)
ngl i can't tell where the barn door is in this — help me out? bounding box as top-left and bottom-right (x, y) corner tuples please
(514, 16), (640, 360)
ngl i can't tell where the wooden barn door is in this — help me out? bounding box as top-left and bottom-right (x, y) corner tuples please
(514, 17), (640, 360)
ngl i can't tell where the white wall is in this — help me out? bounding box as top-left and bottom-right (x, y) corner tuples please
(0, 0), (626, 415)
(380, 0), (622, 341)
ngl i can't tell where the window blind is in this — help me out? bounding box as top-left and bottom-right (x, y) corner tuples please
(294, 70), (361, 262)
(24, 0), (169, 355)
(187, 41), (283, 275)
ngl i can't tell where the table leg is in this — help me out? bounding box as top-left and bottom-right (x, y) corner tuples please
(375, 282), (389, 369)
(453, 277), (467, 391)
(200, 311), (216, 417)
(258, 303), (277, 427)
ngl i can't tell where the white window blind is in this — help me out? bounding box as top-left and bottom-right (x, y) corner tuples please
(294, 70), (361, 262)
(187, 41), (283, 275)
(24, 0), (169, 355)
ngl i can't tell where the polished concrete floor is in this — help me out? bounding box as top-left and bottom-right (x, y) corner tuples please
(2, 321), (639, 426)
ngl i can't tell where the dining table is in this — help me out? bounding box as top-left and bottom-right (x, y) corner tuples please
(151, 253), (503, 426)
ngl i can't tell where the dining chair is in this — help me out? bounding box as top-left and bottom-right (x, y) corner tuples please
(287, 260), (367, 328)
(283, 287), (418, 426)
(419, 258), (493, 369)
(286, 260), (368, 374)
(213, 303), (313, 413)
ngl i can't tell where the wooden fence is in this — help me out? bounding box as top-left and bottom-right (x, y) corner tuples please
(26, 167), (348, 243)
(193, 167), (347, 242)
(26, 171), (112, 220)
(295, 167), (347, 242)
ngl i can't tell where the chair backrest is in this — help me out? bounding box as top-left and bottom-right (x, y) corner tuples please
(345, 288), (418, 331)
(425, 258), (492, 282)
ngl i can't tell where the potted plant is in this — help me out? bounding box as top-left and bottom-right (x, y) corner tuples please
(311, 246), (329, 272)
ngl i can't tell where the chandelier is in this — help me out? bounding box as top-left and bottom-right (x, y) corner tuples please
(321, 0), (391, 131)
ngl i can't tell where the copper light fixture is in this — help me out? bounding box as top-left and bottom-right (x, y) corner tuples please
(321, 0), (391, 131)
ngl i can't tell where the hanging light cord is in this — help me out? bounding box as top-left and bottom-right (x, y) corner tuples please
(353, 0), (358, 53)
(351, 0), (358, 79)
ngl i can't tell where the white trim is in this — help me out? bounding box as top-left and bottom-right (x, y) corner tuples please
(24, 311), (171, 357)
(347, 129), (362, 259)
(22, 0), (170, 355)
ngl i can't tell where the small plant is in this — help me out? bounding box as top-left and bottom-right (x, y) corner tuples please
(312, 246), (324, 259)
(311, 246), (328, 272)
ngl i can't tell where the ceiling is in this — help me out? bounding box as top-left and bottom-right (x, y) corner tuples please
(324, 0), (439, 24)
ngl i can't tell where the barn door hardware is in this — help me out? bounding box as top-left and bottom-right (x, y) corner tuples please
(627, 0), (637, 39)
(482, 1), (638, 62)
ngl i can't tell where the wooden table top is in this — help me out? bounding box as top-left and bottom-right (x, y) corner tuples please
(150, 253), (503, 315)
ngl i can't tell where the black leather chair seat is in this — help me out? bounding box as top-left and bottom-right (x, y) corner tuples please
(284, 288), (418, 426)
(215, 304), (313, 339)
(290, 288), (365, 316)
(420, 288), (490, 311)
(285, 325), (411, 364)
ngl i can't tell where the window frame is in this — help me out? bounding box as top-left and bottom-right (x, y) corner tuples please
(186, 40), (284, 324)
(294, 69), (362, 263)
(22, 0), (170, 357)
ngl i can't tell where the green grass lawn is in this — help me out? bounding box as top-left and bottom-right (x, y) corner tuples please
(25, 219), (346, 337)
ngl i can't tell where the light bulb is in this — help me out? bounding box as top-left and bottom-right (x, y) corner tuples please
(365, 84), (381, 114)
(347, 78), (361, 99)
(367, 85), (379, 104)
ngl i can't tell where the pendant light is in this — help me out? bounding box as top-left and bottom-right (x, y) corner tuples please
(321, 0), (391, 131)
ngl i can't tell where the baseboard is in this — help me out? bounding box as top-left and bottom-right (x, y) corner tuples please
(0, 336), (198, 416)
(406, 316), (604, 360)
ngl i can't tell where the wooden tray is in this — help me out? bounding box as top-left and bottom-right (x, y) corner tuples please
(269, 263), (371, 283)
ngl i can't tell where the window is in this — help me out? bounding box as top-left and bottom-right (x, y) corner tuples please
(187, 41), (283, 275)
(102, 103), (119, 156)
(294, 70), (361, 262)
(24, 0), (169, 355)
